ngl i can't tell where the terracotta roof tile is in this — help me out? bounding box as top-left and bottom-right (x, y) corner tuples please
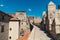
(10, 17), (19, 20)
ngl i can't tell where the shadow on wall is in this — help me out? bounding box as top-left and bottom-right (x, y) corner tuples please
(30, 23), (33, 31)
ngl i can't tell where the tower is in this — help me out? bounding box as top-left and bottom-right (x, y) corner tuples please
(16, 11), (30, 34)
(42, 11), (47, 31)
(48, 1), (56, 21)
(48, 1), (56, 31)
(16, 11), (26, 21)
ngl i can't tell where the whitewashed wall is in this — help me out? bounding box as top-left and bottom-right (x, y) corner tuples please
(8, 21), (19, 40)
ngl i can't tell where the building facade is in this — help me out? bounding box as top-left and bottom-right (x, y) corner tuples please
(42, 1), (60, 38)
(0, 11), (13, 40)
(15, 11), (30, 36)
(0, 11), (30, 40)
(8, 18), (20, 40)
(0, 10), (41, 40)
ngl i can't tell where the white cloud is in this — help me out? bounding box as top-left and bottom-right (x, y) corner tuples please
(0, 4), (4, 7)
(28, 8), (32, 11)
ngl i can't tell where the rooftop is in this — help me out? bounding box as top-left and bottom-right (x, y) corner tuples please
(16, 10), (26, 12)
(10, 17), (19, 21)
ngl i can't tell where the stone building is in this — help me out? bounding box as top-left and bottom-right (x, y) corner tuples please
(34, 17), (41, 24)
(0, 11), (30, 40)
(41, 11), (47, 31)
(8, 17), (20, 40)
(16, 11), (26, 21)
(15, 11), (30, 32)
(0, 10), (41, 40)
(27, 16), (34, 24)
(0, 11), (13, 40)
(27, 16), (41, 31)
(55, 5), (60, 34)
(42, 1), (60, 38)
(27, 16), (41, 24)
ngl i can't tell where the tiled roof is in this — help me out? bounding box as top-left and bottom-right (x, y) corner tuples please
(10, 17), (19, 20)
(0, 11), (13, 18)
(6, 13), (15, 17)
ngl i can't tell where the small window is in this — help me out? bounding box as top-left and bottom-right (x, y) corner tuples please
(1, 25), (4, 32)
(9, 36), (11, 39)
(20, 29), (24, 36)
(2, 16), (4, 22)
(1, 23), (5, 33)
(10, 28), (12, 31)
(21, 23), (23, 25)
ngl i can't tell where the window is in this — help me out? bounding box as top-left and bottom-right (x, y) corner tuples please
(9, 36), (11, 39)
(1, 23), (5, 33)
(2, 15), (4, 22)
(21, 22), (23, 25)
(10, 28), (12, 31)
(20, 29), (24, 36)
(2, 16), (4, 20)
(1, 25), (4, 32)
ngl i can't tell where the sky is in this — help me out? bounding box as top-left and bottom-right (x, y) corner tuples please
(0, 0), (60, 18)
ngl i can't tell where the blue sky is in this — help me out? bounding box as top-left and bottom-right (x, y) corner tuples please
(0, 0), (60, 18)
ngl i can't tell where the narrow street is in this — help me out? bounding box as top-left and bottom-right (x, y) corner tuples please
(28, 24), (51, 40)
(18, 24), (53, 40)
